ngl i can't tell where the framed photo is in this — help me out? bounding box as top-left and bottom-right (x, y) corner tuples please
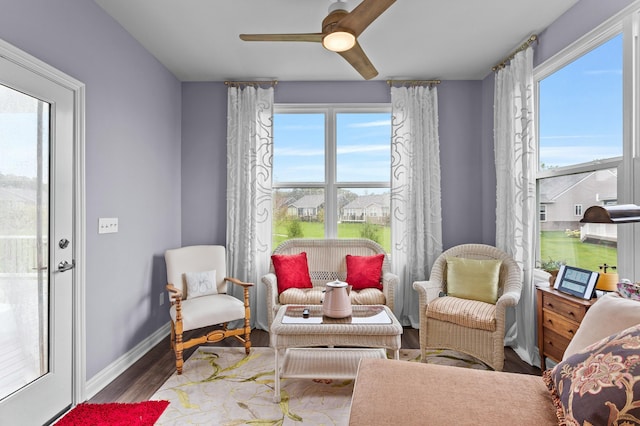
(553, 265), (599, 300)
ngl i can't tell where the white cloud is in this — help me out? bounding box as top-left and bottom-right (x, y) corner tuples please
(540, 134), (618, 140)
(274, 147), (324, 156)
(278, 124), (323, 130)
(348, 120), (391, 128)
(337, 144), (388, 154)
(540, 145), (622, 167)
(583, 69), (622, 76)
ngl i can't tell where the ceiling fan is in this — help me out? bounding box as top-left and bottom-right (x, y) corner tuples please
(239, 0), (396, 80)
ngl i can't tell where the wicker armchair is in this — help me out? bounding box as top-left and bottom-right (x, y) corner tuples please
(412, 244), (521, 371)
(262, 238), (398, 327)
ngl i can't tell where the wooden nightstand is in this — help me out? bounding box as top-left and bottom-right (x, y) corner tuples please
(537, 285), (597, 370)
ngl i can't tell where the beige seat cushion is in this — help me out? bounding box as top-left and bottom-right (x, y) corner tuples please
(278, 287), (385, 306)
(169, 294), (245, 331)
(349, 358), (557, 426)
(426, 296), (496, 332)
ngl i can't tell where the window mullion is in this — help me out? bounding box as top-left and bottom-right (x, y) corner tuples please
(325, 108), (338, 238)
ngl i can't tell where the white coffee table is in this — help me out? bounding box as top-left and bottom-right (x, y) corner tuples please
(270, 305), (403, 402)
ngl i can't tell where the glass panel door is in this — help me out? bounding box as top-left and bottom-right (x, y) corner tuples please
(0, 49), (75, 425)
(0, 84), (50, 399)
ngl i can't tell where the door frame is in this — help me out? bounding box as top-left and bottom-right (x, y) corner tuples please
(0, 38), (86, 405)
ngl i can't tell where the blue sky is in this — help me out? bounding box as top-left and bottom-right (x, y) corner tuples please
(539, 34), (623, 168)
(273, 112), (391, 185)
(0, 85), (49, 180)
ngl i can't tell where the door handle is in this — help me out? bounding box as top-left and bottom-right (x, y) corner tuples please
(57, 260), (75, 272)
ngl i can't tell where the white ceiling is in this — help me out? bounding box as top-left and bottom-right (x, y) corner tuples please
(95, 0), (579, 82)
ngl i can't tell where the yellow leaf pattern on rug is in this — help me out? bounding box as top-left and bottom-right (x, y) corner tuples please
(279, 391), (303, 422)
(174, 388), (199, 410)
(152, 347), (487, 425)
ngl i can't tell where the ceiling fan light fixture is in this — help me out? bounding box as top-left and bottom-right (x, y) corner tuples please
(322, 31), (356, 52)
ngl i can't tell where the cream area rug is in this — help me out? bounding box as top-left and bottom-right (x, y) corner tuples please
(152, 346), (488, 425)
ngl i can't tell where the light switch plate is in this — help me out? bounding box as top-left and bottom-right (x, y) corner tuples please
(98, 217), (118, 234)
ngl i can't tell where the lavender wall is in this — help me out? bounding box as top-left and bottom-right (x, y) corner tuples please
(438, 81), (486, 248)
(480, 74), (497, 244)
(181, 80), (488, 252)
(181, 83), (227, 246)
(0, 0), (182, 379)
(535, 0), (634, 67)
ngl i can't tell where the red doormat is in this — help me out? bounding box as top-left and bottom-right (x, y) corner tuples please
(56, 400), (169, 425)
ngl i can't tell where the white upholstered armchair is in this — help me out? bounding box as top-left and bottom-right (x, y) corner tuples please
(413, 244), (521, 371)
(165, 245), (252, 374)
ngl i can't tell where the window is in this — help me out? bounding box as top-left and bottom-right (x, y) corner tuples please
(272, 105), (391, 251)
(539, 205), (547, 222)
(536, 33), (623, 272)
(574, 204), (583, 217)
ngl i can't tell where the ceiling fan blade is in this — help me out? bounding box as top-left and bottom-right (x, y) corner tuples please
(240, 33), (324, 43)
(338, 41), (378, 80)
(338, 0), (396, 36)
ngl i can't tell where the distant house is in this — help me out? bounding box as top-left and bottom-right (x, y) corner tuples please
(341, 194), (390, 225)
(539, 169), (617, 242)
(287, 194), (324, 221)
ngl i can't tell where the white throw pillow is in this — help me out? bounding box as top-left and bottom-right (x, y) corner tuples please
(563, 292), (640, 360)
(184, 269), (217, 299)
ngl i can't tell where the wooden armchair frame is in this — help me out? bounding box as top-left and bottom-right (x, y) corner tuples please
(165, 245), (253, 374)
(166, 278), (252, 374)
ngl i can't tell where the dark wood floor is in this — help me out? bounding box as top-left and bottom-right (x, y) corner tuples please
(89, 326), (541, 403)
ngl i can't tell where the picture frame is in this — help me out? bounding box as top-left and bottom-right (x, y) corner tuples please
(553, 264), (599, 300)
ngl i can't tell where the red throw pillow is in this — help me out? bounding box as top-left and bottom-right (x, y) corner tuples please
(271, 252), (313, 294)
(346, 254), (384, 291)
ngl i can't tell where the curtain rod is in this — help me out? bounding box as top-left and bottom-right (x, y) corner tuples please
(224, 80), (278, 87)
(387, 79), (441, 87)
(492, 35), (538, 72)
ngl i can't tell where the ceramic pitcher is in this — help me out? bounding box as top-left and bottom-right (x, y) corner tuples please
(322, 280), (352, 318)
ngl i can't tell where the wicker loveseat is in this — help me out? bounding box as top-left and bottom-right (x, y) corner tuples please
(262, 238), (398, 327)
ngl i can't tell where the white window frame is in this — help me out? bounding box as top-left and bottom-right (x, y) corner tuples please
(273, 103), (391, 238)
(574, 204), (583, 217)
(534, 2), (640, 280)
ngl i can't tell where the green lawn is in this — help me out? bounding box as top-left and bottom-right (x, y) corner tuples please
(540, 231), (617, 272)
(273, 220), (391, 252)
(272, 226), (617, 273)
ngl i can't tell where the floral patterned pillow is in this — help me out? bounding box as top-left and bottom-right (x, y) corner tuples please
(543, 323), (640, 425)
(618, 281), (640, 301)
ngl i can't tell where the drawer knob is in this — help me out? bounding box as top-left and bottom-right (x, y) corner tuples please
(567, 311), (575, 317)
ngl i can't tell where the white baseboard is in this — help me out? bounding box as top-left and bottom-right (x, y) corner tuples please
(85, 322), (171, 400)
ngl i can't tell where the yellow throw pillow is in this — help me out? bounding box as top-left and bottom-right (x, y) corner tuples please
(446, 257), (502, 304)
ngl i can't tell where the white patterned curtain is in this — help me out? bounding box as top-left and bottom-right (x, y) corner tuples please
(226, 84), (274, 330)
(390, 85), (443, 327)
(494, 47), (539, 366)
